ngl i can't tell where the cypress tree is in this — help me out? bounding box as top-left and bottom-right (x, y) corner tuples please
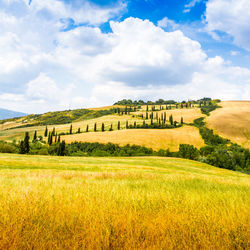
(143, 120), (146, 127)
(33, 130), (37, 142)
(58, 135), (61, 143)
(126, 120), (128, 129)
(69, 124), (73, 134)
(146, 112), (148, 119)
(86, 125), (89, 132)
(169, 114), (173, 125)
(52, 127), (55, 136)
(57, 141), (66, 156)
(19, 141), (25, 154)
(24, 132), (30, 153)
(118, 121), (120, 130)
(156, 112), (158, 120)
(55, 133), (58, 143)
(151, 119), (153, 125)
(101, 123), (105, 132)
(94, 123), (97, 132)
(174, 121), (177, 127)
(146, 105), (149, 111)
(44, 126), (48, 137)
(181, 117), (184, 124)
(78, 128), (81, 133)
(134, 121), (136, 128)
(109, 124), (113, 131)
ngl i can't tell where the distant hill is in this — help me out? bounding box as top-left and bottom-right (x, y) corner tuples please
(0, 108), (27, 120)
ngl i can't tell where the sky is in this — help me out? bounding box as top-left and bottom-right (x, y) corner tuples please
(0, 0), (250, 113)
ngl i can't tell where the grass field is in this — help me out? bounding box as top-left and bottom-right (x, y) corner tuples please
(0, 153), (249, 249)
(62, 125), (204, 151)
(207, 101), (250, 148)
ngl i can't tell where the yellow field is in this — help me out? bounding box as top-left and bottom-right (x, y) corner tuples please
(137, 107), (203, 123)
(62, 125), (204, 151)
(0, 153), (249, 249)
(207, 101), (250, 148)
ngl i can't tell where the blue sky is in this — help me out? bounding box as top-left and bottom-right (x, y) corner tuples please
(0, 0), (249, 113)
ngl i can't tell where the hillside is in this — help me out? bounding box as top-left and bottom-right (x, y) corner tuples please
(0, 108), (27, 120)
(206, 101), (250, 148)
(0, 104), (205, 151)
(0, 153), (249, 249)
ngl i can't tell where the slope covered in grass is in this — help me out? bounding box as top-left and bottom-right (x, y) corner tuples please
(62, 125), (204, 151)
(207, 101), (250, 148)
(0, 154), (249, 249)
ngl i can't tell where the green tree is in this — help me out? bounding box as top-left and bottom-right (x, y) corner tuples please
(24, 132), (30, 153)
(86, 125), (89, 132)
(126, 121), (128, 129)
(78, 128), (81, 133)
(101, 123), (105, 132)
(169, 114), (173, 125)
(181, 117), (184, 124)
(19, 141), (26, 154)
(58, 135), (61, 143)
(52, 127), (55, 136)
(44, 126), (48, 137)
(69, 124), (73, 134)
(57, 141), (66, 156)
(33, 130), (37, 142)
(118, 121), (120, 130)
(94, 123), (97, 132)
(109, 124), (113, 131)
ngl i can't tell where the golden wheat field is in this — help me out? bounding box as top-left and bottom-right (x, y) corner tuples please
(206, 101), (250, 148)
(62, 125), (204, 151)
(0, 153), (249, 249)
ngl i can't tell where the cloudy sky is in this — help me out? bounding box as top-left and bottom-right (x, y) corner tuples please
(0, 0), (250, 113)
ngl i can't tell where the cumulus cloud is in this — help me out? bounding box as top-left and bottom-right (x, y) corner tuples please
(0, 1), (249, 113)
(205, 0), (250, 51)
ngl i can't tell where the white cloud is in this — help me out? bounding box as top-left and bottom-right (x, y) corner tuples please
(205, 0), (250, 51)
(184, 0), (202, 13)
(0, 1), (249, 114)
(157, 17), (179, 30)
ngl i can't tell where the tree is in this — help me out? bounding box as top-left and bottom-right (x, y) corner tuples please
(58, 135), (61, 143)
(169, 114), (173, 125)
(146, 105), (149, 111)
(86, 125), (89, 132)
(146, 112), (148, 120)
(78, 128), (81, 133)
(101, 123), (105, 132)
(44, 126), (48, 137)
(109, 124), (113, 131)
(48, 132), (52, 145)
(57, 141), (66, 156)
(19, 141), (26, 154)
(94, 123), (97, 132)
(126, 121), (128, 129)
(181, 117), (184, 124)
(69, 124), (73, 134)
(24, 132), (30, 153)
(118, 121), (120, 130)
(52, 127), (55, 136)
(33, 130), (37, 142)
(134, 121), (136, 128)
(55, 133), (58, 143)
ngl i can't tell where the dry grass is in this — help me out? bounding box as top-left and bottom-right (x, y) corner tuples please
(207, 101), (250, 148)
(0, 153), (249, 249)
(62, 125), (204, 151)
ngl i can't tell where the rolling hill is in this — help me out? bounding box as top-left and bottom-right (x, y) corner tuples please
(206, 101), (250, 148)
(0, 153), (249, 249)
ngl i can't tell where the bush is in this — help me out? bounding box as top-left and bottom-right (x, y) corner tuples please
(0, 142), (17, 153)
